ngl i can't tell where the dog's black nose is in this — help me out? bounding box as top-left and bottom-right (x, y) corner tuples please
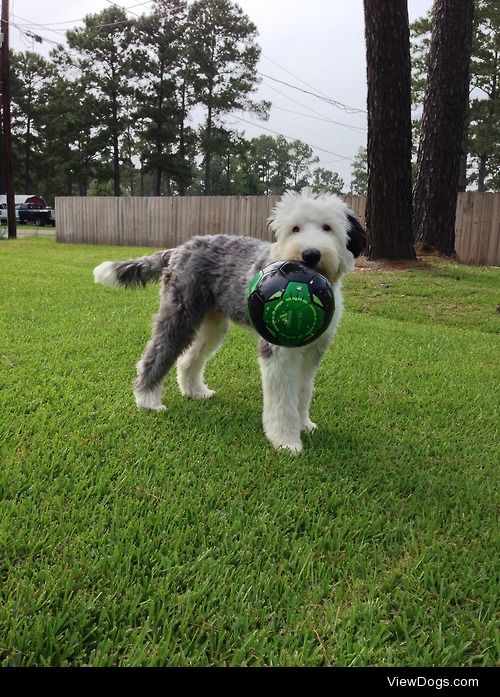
(301, 248), (321, 268)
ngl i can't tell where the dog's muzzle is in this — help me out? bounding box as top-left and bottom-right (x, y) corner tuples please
(301, 248), (321, 268)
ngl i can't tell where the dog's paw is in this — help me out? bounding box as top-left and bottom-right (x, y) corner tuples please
(134, 387), (166, 411)
(277, 441), (303, 454)
(180, 384), (215, 400)
(301, 419), (317, 434)
(137, 401), (167, 412)
(264, 424), (303, 454)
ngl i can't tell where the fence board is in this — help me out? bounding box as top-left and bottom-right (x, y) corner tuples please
(55, 193), (500, 266)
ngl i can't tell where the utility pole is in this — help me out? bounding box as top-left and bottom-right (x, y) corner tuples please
(1, 0), (16, 239)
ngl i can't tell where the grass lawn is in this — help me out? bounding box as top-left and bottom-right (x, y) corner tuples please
(0, 237), (498, 667)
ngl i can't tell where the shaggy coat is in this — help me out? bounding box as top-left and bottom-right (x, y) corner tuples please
(93, 189), (366, 452)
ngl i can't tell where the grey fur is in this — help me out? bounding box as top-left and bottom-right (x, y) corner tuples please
(93, 189), (366, 451)
(112, 249), (173, 287)
(133, 235), (272, 393)
(259, 339), (274, 360)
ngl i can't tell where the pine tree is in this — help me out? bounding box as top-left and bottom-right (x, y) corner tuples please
(10, 51), (54, 192)
(350, 147), (368, 196)
(411, 1), (500, 192)
(311, 168), (345, 195)
(186, 0), (266, 194)
(468, 0), (500, 191)
(413, 0), (474, 255)
(65, 7), (136, 196)
(133, 0), (192, 195)
(364, 0), (415, 259)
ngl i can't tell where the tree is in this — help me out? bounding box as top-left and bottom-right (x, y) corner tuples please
(134, 0), (192, 195)
(311, 168), (345, 194)
(411, 1), (500, 192)
(200, 126), (246, 194)
(413, 0), (474, 255)
(288, 140), (319, 190)
(363, 0), (415, 259)
(65, 7), (136, 196)
(468, 0), (500, 191)
(41, 70), (103, 197)
(350, 147), (368, 195)
(186, 0), (267, 193)
(10, 51), (53, 192)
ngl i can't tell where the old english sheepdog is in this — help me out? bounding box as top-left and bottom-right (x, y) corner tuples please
(93, 189), (366, 453)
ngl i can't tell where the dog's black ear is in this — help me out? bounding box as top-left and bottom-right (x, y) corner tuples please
(346, 214), (367, 258)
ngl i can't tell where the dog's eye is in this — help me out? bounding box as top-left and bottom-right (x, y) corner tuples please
(292, 226), (300, 233)
(322, 224), (332, 232)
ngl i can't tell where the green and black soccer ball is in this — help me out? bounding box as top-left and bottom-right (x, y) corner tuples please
(247, 261), (335, 347)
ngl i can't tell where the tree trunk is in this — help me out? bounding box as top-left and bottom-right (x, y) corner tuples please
(477, 154), (487, 192)
(364, 0), (415, 260)
(25, 111), (32, 192)
(111, 86), (121, 197)
(413, 0), (474, 255)
(477, 58), (497, 193)
(458, 124), (468, 193)
(155, 166), (162, 196)
(179, 83), (187, 196)
(204, 102), (213, 195)
(155, 62), (164, 197)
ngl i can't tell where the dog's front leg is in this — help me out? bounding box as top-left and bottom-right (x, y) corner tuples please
(258, 342), (303, 454)
(298, 344), (325, 433)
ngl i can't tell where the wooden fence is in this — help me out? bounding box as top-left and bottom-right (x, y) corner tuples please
(455, 192), (500, 266)
(55, 192), (499, 266)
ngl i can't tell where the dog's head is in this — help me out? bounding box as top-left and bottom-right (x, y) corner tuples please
(268, 189), (366, 283)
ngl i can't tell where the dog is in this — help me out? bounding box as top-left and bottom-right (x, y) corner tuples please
(93, 189), (366, 453)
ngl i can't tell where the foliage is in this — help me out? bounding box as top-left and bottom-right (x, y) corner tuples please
(350, 147), (368, 195)
(133, 0), (192, 195)
(467, 0), (500, 190)
(185, 0), (267, 193)
(10, 51), (54, 193)
(411, 0), (500, 191)
(63, 7), (136, 196)
(310, 168), (345, 195)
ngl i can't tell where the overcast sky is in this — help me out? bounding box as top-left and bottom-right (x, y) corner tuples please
(8, 0), (434, 187)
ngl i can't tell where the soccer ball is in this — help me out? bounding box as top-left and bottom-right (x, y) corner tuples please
(247, 261), (335, 347)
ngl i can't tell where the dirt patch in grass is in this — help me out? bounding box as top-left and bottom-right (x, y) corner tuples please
(353, 249), (464, 273)
(354, 255), (433, 273)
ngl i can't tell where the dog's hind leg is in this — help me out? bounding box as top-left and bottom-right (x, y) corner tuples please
(176, 310), (229, 399)
(258, 343), (304, 453)
(134, 290), (205, 411)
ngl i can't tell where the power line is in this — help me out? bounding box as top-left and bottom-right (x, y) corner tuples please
(258, 72), (366, 114)
(11, 21), (64, 47)
(13, 1), (152, 27)
(11, 1), (152, 35)
(104, 0), (143, 20)
(261, 77), (361, 127)
(270, 104), (366, 131)
(226, 114), (355, 162)
(262, 53), (340, 104)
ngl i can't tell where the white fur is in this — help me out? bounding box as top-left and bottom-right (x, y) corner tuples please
(93, 261), (121, 288)
(269, 189), (355, 284)
(258, 285), (344, 453)
(97, 189), (360, 454)
(177, 311), (229, 399)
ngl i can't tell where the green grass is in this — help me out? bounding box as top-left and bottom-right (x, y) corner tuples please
(0, 237), (498, 667)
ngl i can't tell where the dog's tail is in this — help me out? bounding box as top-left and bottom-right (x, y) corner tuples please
(93, 249), (173, 289)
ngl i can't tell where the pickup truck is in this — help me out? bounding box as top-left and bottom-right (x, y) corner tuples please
(17, 203), (55, 227)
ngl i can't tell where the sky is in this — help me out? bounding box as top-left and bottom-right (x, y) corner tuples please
(7, 0), (434, 187)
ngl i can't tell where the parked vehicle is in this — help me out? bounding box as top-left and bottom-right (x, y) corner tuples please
(17, 203), (54, 227)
